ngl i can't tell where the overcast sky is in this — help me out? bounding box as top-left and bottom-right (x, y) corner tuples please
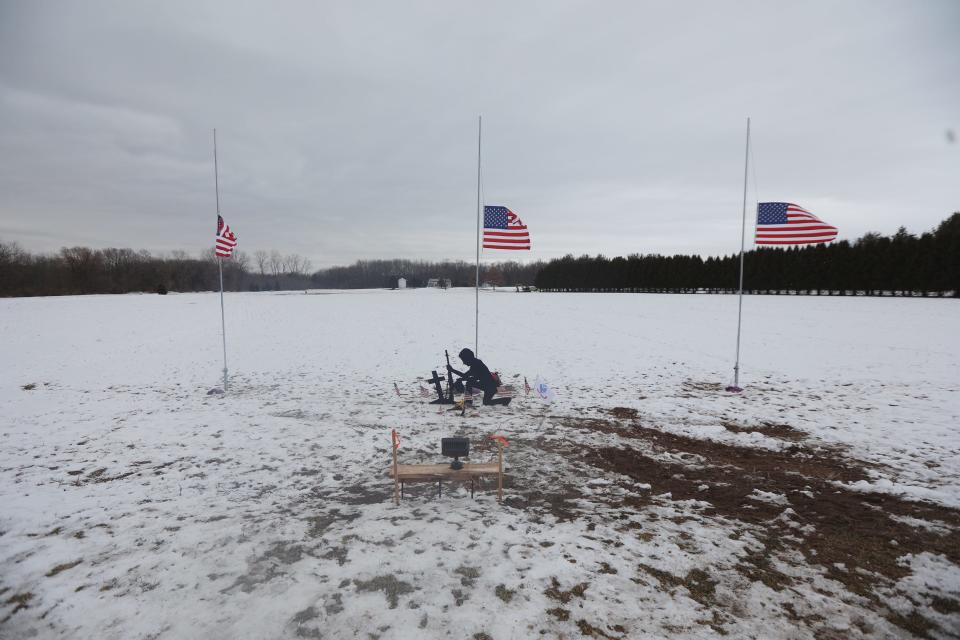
(1, 0), (957, 268)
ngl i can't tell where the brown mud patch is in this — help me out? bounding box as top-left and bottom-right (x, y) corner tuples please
(579, 418), (868, 482)
(573, 416), (960, 638)
(721, 421), (808, 442)
(608, 407), (638, 420)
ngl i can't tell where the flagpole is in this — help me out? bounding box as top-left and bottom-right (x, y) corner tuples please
(730, 117), (750, 392)
(475, 115), (481, 356)
(214, 128), (228, 392)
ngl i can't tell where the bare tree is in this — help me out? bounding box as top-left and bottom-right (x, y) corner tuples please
(233, 250), (250, 272)
(0, 240), (28, 266)
(282, 253), (312, 275)
(254, 250), (269, 275)
(269, 250), (283, 276)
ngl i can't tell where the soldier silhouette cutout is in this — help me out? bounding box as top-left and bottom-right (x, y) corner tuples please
(448, 348), (511, 406)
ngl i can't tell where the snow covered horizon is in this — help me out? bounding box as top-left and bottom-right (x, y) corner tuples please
(2, 289), (958, 638)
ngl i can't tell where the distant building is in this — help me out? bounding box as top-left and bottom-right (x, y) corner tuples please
(426, 278), (452, 289)
(426, 278), (439, 288)
(397, 277), (406, 289)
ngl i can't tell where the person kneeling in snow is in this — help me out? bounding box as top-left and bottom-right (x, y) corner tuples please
(448, 348), (510, 406)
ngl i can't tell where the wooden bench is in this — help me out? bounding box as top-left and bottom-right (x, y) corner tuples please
(389, 431), (505, 504)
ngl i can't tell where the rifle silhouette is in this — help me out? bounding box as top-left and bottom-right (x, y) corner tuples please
(427, 349), (456, 405)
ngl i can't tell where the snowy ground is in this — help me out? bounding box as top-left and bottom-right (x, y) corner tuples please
(1, 289), (958, 640)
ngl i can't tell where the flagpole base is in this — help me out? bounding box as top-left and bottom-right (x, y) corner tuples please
(725, 385), (743, 393)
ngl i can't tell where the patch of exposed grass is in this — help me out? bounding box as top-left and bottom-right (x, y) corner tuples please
(454, 565), (481, 587)
(576, 619), (620, 638)
(27, 526), (62, 538)
(544, 577), (588, 604)
(353, 575), (415, 609)
(637, 565), (718, 607)
(494, 584), (515, 603)
(2, 592), (34, 623)
(546, 607), (570, 621)
(45, 559), (82, 577)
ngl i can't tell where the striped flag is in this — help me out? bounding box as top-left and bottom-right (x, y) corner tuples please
(215, 215), (238, 257)
(524, 377), (532, 395)
(483, 206), (531, 250)
(497, 385), (515, 398)
(419, 385), (431, 398)
(755, 203), (837, 245)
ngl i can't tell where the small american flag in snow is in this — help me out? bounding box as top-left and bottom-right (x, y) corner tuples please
(419, 385), (431, 398)
(215, 215), (238, 257)
(755, 203), (837, 245)
(483, 206), (531, 250)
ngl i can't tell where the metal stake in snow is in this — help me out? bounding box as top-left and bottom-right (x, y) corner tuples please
(214, 129), (228, 393)
(728, 117), (750, 393)
(474, 114), (482, 356)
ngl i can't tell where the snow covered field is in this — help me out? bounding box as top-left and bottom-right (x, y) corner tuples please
(1, 289), (958, 639)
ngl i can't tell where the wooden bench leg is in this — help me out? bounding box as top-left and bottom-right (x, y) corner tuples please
(497, 444), (504, 503)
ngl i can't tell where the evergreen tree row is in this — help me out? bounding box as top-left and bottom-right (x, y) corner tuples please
(534, 213), (960, 297)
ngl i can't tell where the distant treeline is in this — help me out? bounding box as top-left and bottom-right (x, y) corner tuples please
(3, 213), (957, 297)
(0, 243), (542, 297)
(310, 259), (545, 289)
(0, 246), (315, 297)
(534, 213), (960, 297)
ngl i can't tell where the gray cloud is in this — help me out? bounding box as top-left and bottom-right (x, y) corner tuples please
(1, 0), (958, 267)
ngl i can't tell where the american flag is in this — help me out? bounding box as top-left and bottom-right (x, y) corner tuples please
(524, 377), (532, 395)
(755, 203), (837, 245)
(419, 385), (431, 398)
(497, 385), (515, 398)
(483, 206), (531, 250)
(215, 215), (238, 257)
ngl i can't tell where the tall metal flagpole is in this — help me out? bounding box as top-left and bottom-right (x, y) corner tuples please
(475, 115), (482, 356)
(214, 129), (228, 393)
(730, 117), (750, 392)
